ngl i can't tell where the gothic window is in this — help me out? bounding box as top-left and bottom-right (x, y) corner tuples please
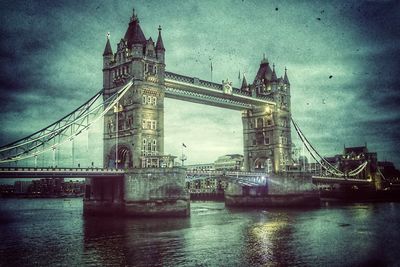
(249, 119), (253, 129)
(147, 141), (152, 151)
(154, 66), (157, 74)
(267, 119), (272, 126)
(142, 120), (146, 129)
(143, 139), (146, 152)
(118, 117), (124, 130)
(152, 139), (157, 152)
(107, 119), (113, 133)
(127, 115), (133, 128)
(147, 63), (155, 75)
(263, 132), (270, 145)
(142, 95), (146, 104)
(151, 96), (157, 106)
(257, 118), (263, 128)
(146, 121), (152, 129)
(151, 121), (156, 130)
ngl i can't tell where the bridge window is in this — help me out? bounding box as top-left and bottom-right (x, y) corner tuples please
(142, 119), (157, 130)
(264, 136), (269, 145)
(257, 118), (263, 128)
(142, 139), (146, 153)
(127, 115), (133, 128)
(118, 118), (124, 130)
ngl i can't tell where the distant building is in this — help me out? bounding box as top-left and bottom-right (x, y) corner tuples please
(214, 154), (244, 171)
(186, 154), (244, 194)
(14, 181), (31, 193)
(185, 163), (215, 172)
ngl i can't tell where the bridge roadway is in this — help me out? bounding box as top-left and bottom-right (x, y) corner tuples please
(0, 168), (265, 186)
(0, 167), (372, 185)
(0, 167), (125, 179)
(164, 71), (275, 110)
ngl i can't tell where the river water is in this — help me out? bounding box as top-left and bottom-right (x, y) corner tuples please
(0, 199), (399, 267)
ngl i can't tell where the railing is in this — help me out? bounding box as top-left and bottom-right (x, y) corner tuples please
(0, 167), (125, 173)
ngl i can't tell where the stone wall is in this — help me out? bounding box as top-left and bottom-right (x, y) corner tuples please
(123, 167), (190, 216)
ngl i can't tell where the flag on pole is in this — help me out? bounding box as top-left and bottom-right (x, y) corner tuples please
(182, 143), (187, 148)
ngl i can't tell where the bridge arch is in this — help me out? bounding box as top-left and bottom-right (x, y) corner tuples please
(254, 157), (272, 173)
(107, 144), (133, 169)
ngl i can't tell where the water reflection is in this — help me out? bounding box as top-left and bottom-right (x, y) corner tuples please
(83, 216), (190, 267)
(1, 200), (400, 266)
(244, 212), (298, 266)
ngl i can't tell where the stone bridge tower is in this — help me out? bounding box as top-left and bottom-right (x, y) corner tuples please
(102, 9), (166, 169)
(242, 57), (292, 173)
(85, 9), (189, 217)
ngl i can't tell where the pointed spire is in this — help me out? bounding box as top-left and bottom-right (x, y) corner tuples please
(271, 63), (277, 82)
(241, 73), (248, 90)
(103, 32), (113, 56)
(124, 7), (147, 48)
(130, 8), (138, 22)
(156, 25), (165, 51)
(261, 53), (269, 64)
(284, 67), (290, 85)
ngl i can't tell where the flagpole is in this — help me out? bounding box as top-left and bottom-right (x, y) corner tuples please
(210, 61), (213, 82)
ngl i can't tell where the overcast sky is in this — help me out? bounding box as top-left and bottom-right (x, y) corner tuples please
(0, 0), (399, 168)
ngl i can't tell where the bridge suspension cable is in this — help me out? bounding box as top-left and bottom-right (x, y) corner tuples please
(291, 118), (368, 178)
(0, 80), (134, 163)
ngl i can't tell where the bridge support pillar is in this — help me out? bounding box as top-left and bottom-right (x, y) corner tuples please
(83, 176), (125, 216)
(123, 167), (190, 217)
(83, 167), (190, 217)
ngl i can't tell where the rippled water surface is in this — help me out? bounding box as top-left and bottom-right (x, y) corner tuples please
(1, 199), (400, 266)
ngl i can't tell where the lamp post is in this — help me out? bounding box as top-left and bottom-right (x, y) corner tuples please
(114, 103), (123, 169)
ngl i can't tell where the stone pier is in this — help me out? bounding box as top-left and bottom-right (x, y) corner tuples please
(83, 167), (189, 217)
(225, 174), (320, 208)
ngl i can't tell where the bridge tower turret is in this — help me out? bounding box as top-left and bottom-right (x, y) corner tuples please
(102, 34), (113, 90)
(102, 8), (166, 169)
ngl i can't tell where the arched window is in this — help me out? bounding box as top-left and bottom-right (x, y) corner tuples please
(142, 139), (146, 153)
(152, 139), (157, 152)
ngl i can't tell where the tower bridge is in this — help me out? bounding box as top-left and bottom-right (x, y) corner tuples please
(0, 8), (375, 215)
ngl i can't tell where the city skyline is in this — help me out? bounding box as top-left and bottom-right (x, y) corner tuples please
(0, 0), (399, 167)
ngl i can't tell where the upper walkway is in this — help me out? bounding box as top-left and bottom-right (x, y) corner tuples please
(164, 71), (275, 110)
